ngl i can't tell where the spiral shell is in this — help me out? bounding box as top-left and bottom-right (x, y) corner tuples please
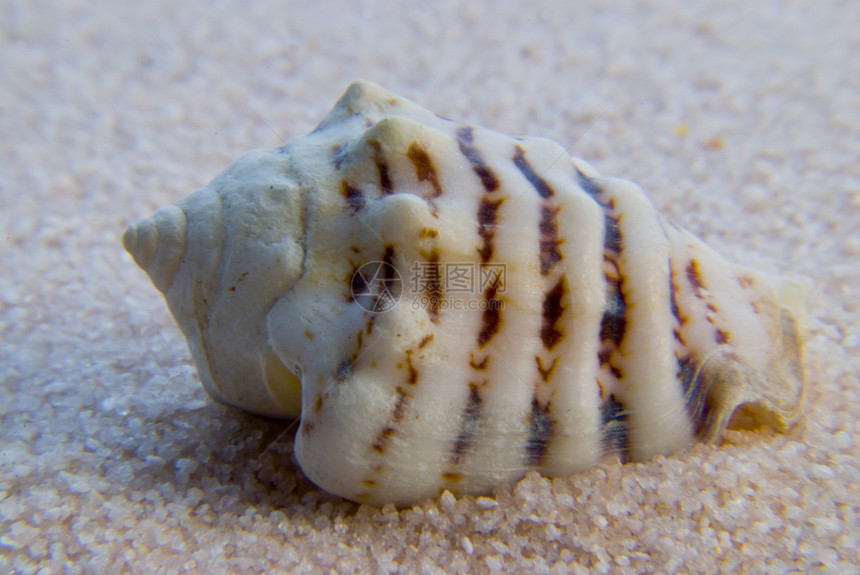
(124, 80), (806, 506)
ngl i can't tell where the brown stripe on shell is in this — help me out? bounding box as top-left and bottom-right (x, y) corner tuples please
(299, 374), (328, 435)
(449, 382), (483, 465)
(512, 145), (554, 199)
(669, 261), (689, 345)
(368, 139), (393, 195)
(348, 262), (367, 304)
(574, 165), (602, 197)
(477, 197), (504, 263)
(469, 354), (489, 370)
(535, 356), (559, 382)
(596, 201), (628, 382)
(512, 147), (565, 468)
(477, 278), (503, 347)
(407, 142), (443, 201)
(391, 387), (408, 421)
(404, 350), (418, 385)
(524, 397), (555, 466)
(353, 462), (386, 501)
(574, 171), (617, 246)
(669, 261), (685, 326)
(341, 179), (364, 212)
(603, 213), (622, 254)
(600, 268), (627, 346)
(333, 313), (377, 383)
(600, 393), (630, 462)
(541, 276), (567, 350)
(572, 168), (630, 385)
(599, 354), (623, 381)
(383, 245), (395, 278)
(467, 136), (507, 352)
(457, 126), (500, 192)
(340, 252), (390, 386)
(686, 259), (706, 293)
(671, 260), (696, 423)
(371, 425), (396, 454)
(538, 204), (563, 275)
(360, 341), (423, 495)
(686, 259), (732, 345)
(423, 249), (442, 323)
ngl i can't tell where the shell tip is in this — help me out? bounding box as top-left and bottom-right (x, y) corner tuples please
(121, 224), (138, 260)
(122, 206), (187, 293)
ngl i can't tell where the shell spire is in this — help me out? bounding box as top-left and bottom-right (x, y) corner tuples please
(122, 205), (187, 294)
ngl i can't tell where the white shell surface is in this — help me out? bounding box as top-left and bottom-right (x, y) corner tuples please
(123, 80), (806, 506)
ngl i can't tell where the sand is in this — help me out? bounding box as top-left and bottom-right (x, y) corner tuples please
(2, 1), (858, 573)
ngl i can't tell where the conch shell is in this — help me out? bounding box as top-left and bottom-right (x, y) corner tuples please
(124, 80), (806, 506)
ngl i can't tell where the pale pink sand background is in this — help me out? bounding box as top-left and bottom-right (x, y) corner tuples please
(2, 1), (859, 573)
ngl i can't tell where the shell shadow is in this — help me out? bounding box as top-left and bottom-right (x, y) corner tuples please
(137, 402), (362, 519)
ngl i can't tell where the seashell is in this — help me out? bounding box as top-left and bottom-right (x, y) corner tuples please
(123, 80), (807, 506)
